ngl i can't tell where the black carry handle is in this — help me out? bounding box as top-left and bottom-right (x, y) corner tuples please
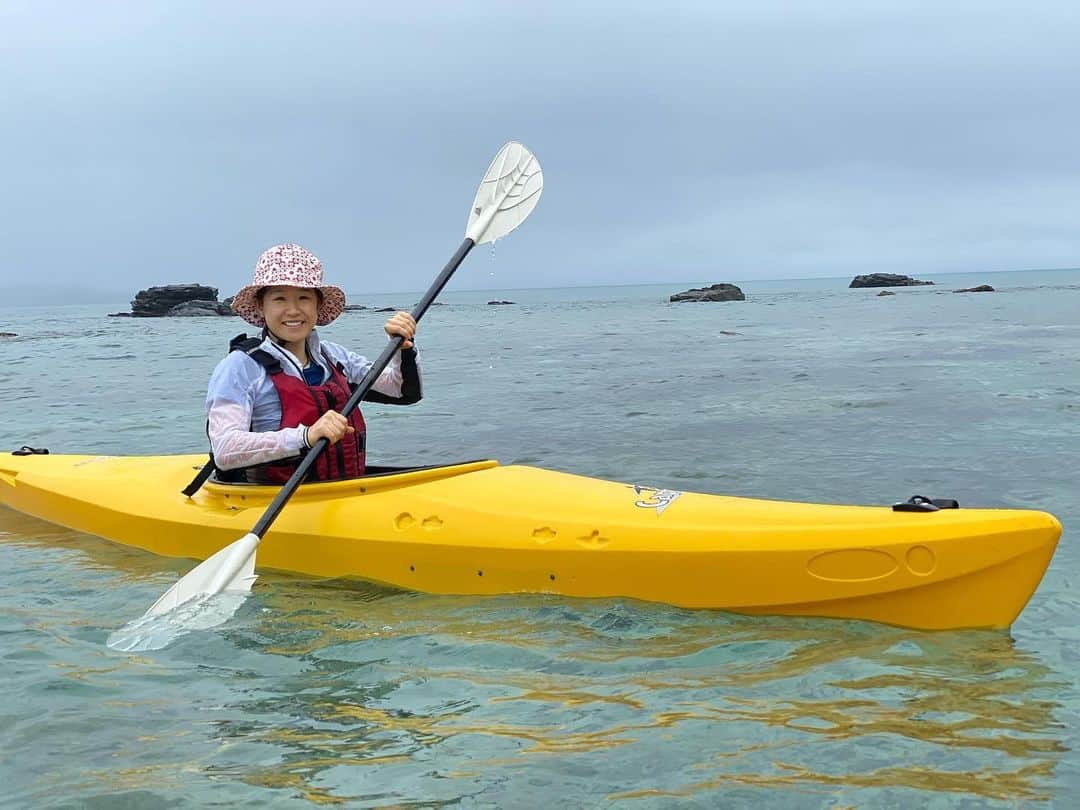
(12, 446), (49, 456)
(249, 238), (475, 539)
(892, 495), (960, 513)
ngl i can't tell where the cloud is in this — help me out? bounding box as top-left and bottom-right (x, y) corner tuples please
(1, 1), (1077, 299)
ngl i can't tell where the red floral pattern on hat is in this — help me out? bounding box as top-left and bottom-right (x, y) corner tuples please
(231, 243), (347, 327)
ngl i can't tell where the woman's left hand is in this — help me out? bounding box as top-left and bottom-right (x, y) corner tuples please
(384, 311), (416, 349)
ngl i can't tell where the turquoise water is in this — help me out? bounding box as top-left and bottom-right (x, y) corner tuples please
(1, 269), (1078, 806)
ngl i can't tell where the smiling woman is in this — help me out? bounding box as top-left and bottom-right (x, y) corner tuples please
(205, 243), (420, 485)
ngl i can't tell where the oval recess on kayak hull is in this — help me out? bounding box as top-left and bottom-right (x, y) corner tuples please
(807, 548), (899, 582)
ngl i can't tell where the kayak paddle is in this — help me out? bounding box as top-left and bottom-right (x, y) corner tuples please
(138, 141), (543, 622)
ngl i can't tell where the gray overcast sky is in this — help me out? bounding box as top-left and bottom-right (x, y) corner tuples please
(1, 1), (1078, 301)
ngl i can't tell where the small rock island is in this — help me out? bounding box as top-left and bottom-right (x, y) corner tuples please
(670, 283), (745, 302)
(112, 284), (236, 317)
(850, 273), (934, 288)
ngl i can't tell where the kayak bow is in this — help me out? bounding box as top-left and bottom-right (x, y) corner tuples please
(0, 452), (1060, 630)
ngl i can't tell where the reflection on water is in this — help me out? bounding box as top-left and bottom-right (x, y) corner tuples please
(0, 511), (1069, 805)
(0, 503), (1072, 807)
(159, 574), (1062, 806)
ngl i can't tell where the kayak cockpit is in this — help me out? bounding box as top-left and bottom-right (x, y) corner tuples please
(200, 458), (499, 504)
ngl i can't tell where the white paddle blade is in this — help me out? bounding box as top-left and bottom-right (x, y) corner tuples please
(143, 532), (260, 618)
(465, 141), (543, 245)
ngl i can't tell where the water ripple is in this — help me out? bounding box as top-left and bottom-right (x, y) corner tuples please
(1, 275), (1078, 805)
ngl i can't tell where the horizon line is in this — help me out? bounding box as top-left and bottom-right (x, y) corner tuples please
(1, 265), (1077, 303)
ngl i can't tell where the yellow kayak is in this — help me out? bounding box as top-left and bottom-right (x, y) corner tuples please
(0, 451), (1061, 630)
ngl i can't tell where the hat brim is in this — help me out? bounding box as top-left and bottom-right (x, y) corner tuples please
(231, 284), (346, 327)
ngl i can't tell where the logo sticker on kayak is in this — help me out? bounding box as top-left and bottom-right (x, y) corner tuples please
(630, 485), (682, 516)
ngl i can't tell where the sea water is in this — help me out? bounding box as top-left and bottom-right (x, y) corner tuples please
(0, 269), (1077, 806)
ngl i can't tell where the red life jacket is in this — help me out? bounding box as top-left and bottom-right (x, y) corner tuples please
(181, 336), (369, 496)
(247, 343), (367, 483)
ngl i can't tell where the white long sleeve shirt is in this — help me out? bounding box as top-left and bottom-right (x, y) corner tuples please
(205, 330), (421, 470)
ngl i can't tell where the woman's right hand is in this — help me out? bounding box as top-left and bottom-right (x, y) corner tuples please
(306, 411), (355, 446)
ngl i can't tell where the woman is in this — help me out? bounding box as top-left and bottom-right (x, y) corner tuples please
(205, 243), (420, 484)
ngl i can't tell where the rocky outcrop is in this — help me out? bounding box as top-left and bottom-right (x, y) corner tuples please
(488, 300), (515, 305)
(0, 331), (16, 338)
(954, 284), (994, 293)
(877, 290), (896, 296)
(130, 284), (230, 317)
(168, 300), (234, 316)
(850, 273), (933, 288)
(670, 283), (745, 302)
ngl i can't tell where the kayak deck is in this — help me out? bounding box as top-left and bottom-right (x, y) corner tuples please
(0, 452), (1061, 630)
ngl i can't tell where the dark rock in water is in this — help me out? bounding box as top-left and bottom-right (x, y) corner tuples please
(357, 302), (444, 312)
(107, 312), (132, 317)
(670, 283), (745, 302)
(168, 300), (235, 316)
(954, 284), (995, 293)
(0, 331), (16, 338)
(877, 290), (896, 296)
(488, 300), (515, 305)
(850, 273), (933, 288)
(131, 284), (222, 316)
(222, 295), (235, 308)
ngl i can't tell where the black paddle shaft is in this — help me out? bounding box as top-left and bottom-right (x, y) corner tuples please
(251, 237), (476, 538)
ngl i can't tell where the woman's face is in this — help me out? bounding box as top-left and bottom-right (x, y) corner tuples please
(258, 286), (319, 343)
